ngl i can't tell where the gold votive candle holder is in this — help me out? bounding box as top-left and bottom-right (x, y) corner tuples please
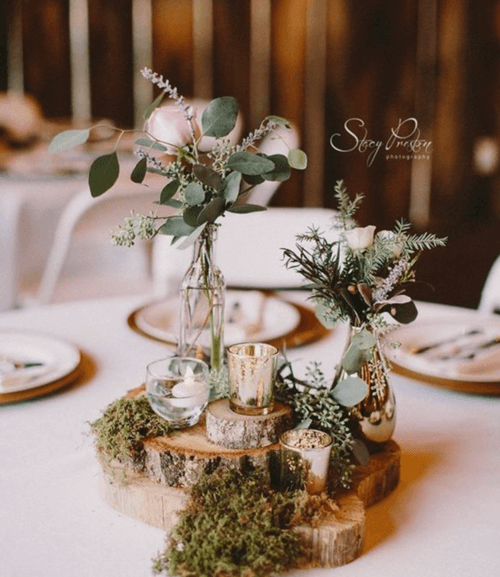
(280, 429), (333, 494)
(227, 342), (278, 415)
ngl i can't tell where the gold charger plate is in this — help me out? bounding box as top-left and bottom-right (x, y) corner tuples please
(127, 292), (329, 350)
(0, 352), (94, 405)
(386, 317), (500, 396)
(390, 362), (500, 396)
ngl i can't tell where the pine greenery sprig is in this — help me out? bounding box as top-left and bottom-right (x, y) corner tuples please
(332, 180), (364, 230)
(282, 181), (447, 328)
(402, 231), (448, 254)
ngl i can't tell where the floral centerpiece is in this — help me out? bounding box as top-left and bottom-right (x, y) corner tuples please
(49, 69), (307, 371)
(283, 180), (447, 443)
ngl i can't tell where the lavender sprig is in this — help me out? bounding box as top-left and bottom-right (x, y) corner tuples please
(141, 68), (196, 141)
(372, 259), (408, 302)
(235, 119), (277, 152)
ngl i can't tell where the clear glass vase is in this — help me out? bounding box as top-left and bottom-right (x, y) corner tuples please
(336, 325), (396, 445)
(177, 224), (225, 372)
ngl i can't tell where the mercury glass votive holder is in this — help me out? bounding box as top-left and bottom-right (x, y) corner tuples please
(146, 356), (209, 428)
(227, 342), (278, 415)
(280, 429), (333, 494)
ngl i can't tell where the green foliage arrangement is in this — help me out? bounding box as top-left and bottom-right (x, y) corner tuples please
(49, 69), (307, 250)
(283, 180), (447, 377)
(90, 395), (172, 465)
(275, 359), (370, 490)
(284, 180), (447, 331)
(152, 468), (332, 577)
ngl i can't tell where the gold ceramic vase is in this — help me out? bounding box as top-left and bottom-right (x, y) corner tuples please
(338, 325), (396, 445)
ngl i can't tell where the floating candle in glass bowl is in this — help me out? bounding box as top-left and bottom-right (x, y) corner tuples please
(146, 357), (209, 428)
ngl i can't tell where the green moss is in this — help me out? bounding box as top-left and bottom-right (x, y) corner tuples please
(152, 468), (326, 577)
(90, 395), (172, 464)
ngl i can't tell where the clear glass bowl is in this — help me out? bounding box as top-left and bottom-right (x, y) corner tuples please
(146, 356), (209, 428)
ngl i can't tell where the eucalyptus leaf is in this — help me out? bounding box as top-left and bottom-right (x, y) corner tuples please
(351, 439), (370, 467)
(226, 203), (266, 214)
(351, 329), (377, 350)
(135, 138), (168, 152)
(193, 164), (223, 190)
(162, 198), (183, 208)
(342, 332), (376, 374)
(160, 180), (180, 204)
(184, 183), (206, 206)
(143, 92), (165, 120)
(227, 151), (275, 175)
(288, 149), (308, 170)
(331, 376), (368, 407)
(197, 197), (226, 224)
(201, 96), (238, 138)
(159, 216), (196, 237)
(264, 115), (291, 129)
(262, 154), (291, 182)
(221, 171), (242, 204)
(314, 301), (337, 329)
(49, 129), (90, 153)
(177, 224), (207, 250)
(88, 152), (120, 197)
(183, 205), (204, 226)
(130, 157), (147, 183)
(242, 173), (265, 185)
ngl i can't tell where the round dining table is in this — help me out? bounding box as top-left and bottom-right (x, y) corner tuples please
(0, 294), (499, 577)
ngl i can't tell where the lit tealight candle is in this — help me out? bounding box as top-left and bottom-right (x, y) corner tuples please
(171, 366), (206, 398)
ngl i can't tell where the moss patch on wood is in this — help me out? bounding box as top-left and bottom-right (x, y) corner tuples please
(152, 467), (337, 577)
(90, 395), (172, 465)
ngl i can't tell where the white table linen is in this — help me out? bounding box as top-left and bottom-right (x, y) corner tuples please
(0, 296), (499, 577)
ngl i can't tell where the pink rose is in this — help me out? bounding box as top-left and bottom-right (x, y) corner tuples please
(146, 104), (199, 152)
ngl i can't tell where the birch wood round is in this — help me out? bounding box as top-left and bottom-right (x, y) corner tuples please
(98, 392), (400, 569)
(206, 399), (293, 449)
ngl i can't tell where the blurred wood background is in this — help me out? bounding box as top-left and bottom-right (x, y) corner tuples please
(1, 0), (499, 307)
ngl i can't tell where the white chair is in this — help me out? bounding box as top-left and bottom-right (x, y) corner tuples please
(0, 192), (22, 311)
(33, 180), (168, 305)
(478, 255), (500, 314)
(151, 207), (338, 298)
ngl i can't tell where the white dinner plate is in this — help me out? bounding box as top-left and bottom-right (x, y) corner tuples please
(133, 290), (301, 347)
(0, 330), (81, 394)
(385, 317), (500, 393)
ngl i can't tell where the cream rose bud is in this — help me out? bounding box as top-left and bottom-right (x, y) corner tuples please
(345, 225), (376, 250)
(146, 104), (197, 151)
(376, 230), (403, 257)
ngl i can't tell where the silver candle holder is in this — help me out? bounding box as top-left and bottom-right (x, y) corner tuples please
(227, 342), (278, 415)
(280, 429), (333, 494)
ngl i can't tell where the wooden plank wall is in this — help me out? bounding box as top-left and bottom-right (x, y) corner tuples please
(1, 0), (500, 305)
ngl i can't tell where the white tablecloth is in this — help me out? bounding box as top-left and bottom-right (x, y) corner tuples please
(0, 296), (499, 577)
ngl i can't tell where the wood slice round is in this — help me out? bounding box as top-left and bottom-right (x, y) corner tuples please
(99, 420), (400, 569)
(142, 414), (282, 488)
(206, 399), (293, 449)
